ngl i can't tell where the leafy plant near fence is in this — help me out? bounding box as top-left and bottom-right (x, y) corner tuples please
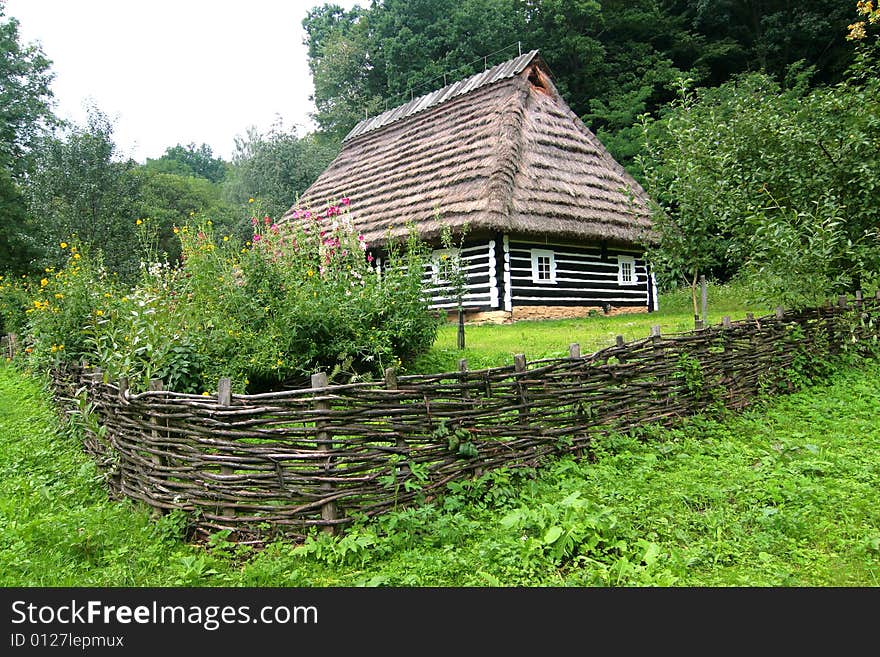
(4, 200), (438, 393)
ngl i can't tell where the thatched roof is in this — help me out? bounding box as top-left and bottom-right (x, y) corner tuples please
(282, 50), (654, 246)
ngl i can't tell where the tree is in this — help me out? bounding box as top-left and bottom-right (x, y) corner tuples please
(144, 142), (228, 184)
(639, 18), (880, 309)
(223, 121), (337, 220)
(25, 106), (142, 279)
(0, 1), (57, 273)
(132, 168), (237, 262)
(304, 0), (859, 171)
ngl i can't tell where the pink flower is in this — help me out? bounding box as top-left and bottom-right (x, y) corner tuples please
(251, 217), (258, 226)
(291, 209), (300, 219)
(270, 224), (279, 233)
(253, 234), (262, 242)
(264, 216), (271, 225)
(367, 254), (374, 263)
(340, 197), (350, 206)
(304, 211), (312, 219)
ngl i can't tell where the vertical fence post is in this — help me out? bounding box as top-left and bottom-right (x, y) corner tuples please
(838, 295), (848, 310)
(650, 326), (666, 403)
(385, 366), (409, 476)
(311, 372), (337, 534)
(855, 290), (863, 308)
(147, 378), (167, 469)
(568, 343), (581, 359)
(701, 275), (708, 327)
(514, 353), (529, 423)
(217, 377), (235, 520)
(775, 306), (785, 319)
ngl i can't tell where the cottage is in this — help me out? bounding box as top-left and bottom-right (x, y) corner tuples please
(281, 49), (657, 322)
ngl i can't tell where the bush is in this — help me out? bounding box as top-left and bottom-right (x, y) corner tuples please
(18, 201), (439, 393)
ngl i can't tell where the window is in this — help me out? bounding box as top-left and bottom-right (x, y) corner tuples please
(431, 248), (460, 284)
(530, 249), (556, 284)
(617, 255), (636, 286)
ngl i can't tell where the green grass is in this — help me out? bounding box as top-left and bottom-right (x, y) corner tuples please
(2, 352), (878, 586)
(408, 282), (769, 373)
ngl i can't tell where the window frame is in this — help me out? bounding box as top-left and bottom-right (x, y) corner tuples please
(530, 248), (556, 284)
(617, 255), (637, 286)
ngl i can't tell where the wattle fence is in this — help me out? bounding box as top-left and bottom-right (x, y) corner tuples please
(41, 291), (880, 542)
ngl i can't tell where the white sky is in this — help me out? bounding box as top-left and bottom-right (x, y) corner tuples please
(5, 0), (361, 163)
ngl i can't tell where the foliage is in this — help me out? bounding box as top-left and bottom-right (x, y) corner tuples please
(24, 105), (142, 280)
(143, 142), (228, 183)
(0, 2), (57, 273)
(15, 199), (438, 393)
(303, 0), (857, 168)
(639, 26), (880, 309)
(131, 168), (236, 264)
(223, 121), (337, 221)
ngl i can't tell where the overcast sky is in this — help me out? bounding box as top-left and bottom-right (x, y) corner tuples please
(5, 0), (361, 163)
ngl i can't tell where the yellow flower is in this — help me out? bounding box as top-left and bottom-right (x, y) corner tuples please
(60, 242), (68, 249)
(73, 253), (81, 260)
(54, 293), (63, 299)
(223, 235), (229, 242)
(173, 227), (180, 234)
(307, 270), (314, 277)
(136, 218), (143, 225)
(104, 292), (112, 298)
(202, 391), (211, 396)
(40, 278), (48, 287)
(189, 211), (195, 216)
(95, 309), (104, 316)
(207, 220), (212, 226)
(50, 345), (58, 353)
(248, 198), (255, 204)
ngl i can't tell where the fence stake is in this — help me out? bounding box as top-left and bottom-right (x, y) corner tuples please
(838, 294), (848, 309)
(722, 316), (732, 329)
(118, 376), (129, 401)
(876, 289), (880, 301)
(855, 290), (863, 307)
(459, 358), (470, 400)
(385, 367), (409, 476)
(700, 274), (708, 326)
(775, 306), (785, 319)
(514, 353), (529, 422)
(217, 377), (235, 520)
(312, 372), (338, 534)
(568, 343), (580, 359)
(147, 379), (167, 469)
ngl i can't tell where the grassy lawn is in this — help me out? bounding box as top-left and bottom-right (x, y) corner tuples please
(2, 351), (878, 586)
(409, 282), (769, 372)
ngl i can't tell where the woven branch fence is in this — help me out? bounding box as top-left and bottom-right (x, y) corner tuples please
(42, 291), (880, 542)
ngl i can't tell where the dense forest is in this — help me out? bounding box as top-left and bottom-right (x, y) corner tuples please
(1, 0), (878, 305)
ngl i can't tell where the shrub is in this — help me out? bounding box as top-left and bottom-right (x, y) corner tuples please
(18, 201), (439, 394)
